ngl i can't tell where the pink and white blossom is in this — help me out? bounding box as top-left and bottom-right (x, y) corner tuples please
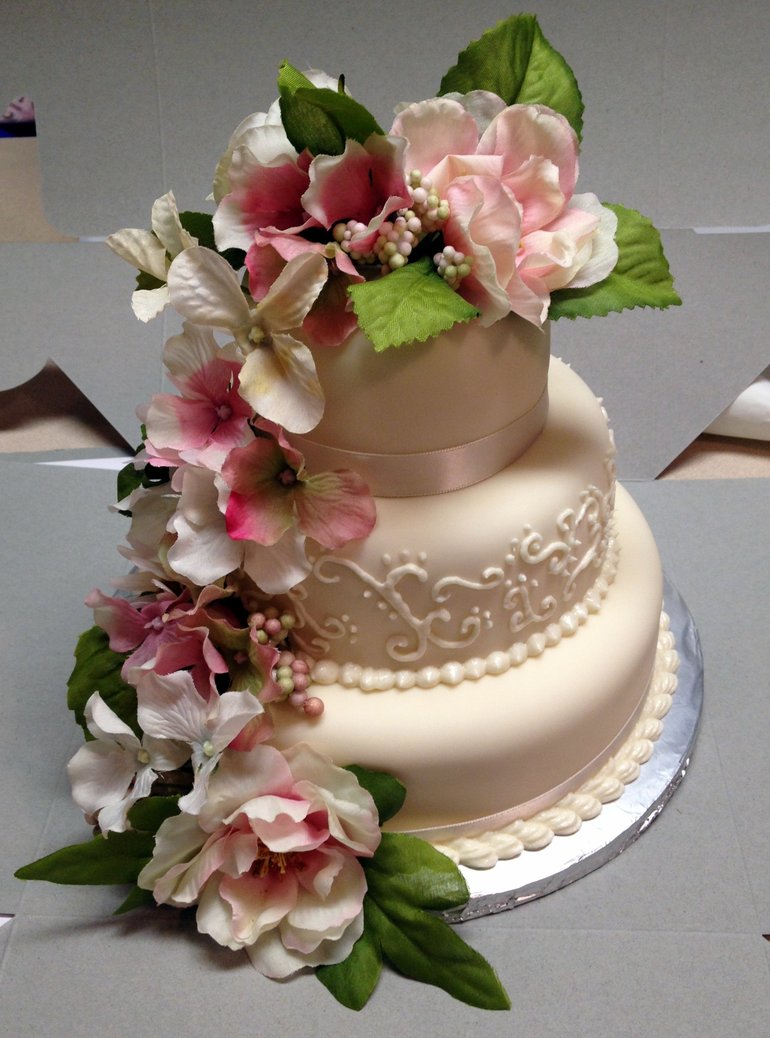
(144, 324), (253, 472)
(221, 421), (376, 550)
(167, 247), (328, 433)
(391, 97), (618, 325)
(138, 742), (380, 978)
(135, 670), (267, 814)
(166, 464), (311, 594)
(67, 693), (189, 834)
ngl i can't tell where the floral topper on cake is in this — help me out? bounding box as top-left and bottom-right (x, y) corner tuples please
(17, 14), (679, 1012)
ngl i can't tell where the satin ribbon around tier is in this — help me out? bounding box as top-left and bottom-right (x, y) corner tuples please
(293, 386), (549, 498)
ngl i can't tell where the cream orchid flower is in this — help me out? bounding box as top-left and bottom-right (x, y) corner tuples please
(135, 670), (265, 815)
(106, 190), (197, 321)
(67, 692), (189, 834)
(167, 246), (328, 433)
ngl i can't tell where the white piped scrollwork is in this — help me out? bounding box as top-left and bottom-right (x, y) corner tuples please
(286, 454), (617, 686)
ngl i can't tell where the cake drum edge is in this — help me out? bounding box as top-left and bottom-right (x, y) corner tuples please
(445, 577), (703, 921)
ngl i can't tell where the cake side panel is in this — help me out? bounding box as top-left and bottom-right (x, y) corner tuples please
(286, 358), (617, 675)
(302, 314), (550, 455)
(271, 486), (663, 831)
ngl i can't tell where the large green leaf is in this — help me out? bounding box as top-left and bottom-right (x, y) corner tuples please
(316, 904), (383, 1010)
(365, 832), (468, 911)
(113, 885), (156, 915)
(317, 833), (508, 1010)
(348, 257), (479, 350)
(278, 62), (382, 156)
(178, 211), (244, 270)
(67, 627), (138, 737)
(365, 894), (510, 1010)
(549, 204), (682, 320)
(344, 765), (405, 824)
(439, 14), (583, 140)
(15, 831), (154, 886)
(127, 795), (180, 834)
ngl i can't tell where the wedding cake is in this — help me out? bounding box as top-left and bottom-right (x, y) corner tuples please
(17, 15), (682, 1010)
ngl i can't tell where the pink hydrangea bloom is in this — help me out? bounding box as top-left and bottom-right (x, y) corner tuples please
(221, 420), (376, 550)
(85, 584), (228, 697)
(137, 742), (381, 978)
(144, 324), (253, 472)
(166, 464), (312, 594)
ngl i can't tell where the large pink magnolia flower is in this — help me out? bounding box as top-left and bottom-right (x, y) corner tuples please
(144, 324), (253, 472)
(391, 96), (618, 325)
(221, 420), (376, 550)
(137, 742), (381, 978)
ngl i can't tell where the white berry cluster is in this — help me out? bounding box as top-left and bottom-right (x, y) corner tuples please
(433, 244), (473, 287)
(330, 168), (456, 276)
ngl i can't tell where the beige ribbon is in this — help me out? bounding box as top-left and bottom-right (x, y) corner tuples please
(294, 387), (548, 498)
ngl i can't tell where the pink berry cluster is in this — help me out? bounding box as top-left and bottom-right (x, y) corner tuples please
(248, 606), (323, 717)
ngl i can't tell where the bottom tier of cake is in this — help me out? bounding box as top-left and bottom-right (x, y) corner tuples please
(272, 486), (671, 863)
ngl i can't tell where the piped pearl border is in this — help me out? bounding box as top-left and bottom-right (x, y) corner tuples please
(309, 534), (619, 693)
(429, 612), (679, 868)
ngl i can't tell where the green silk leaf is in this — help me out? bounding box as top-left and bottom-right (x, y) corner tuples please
(318, 834), (508, 1010)
(365, 894), (510, 1011)
(127, 795), (180, 834)
(277, 63), (382, 156)
(116, 458), (143, 502)
(178, 211), (244, 270)
(135, 269), (165, 292)
(364, 832), (468, 911)
(348, 257), (479, 350)
(548, 204), (682, 320)
(278, 62), (344, 156)
(344, 766), (406, 824)
(316, 904), (383, 1010)
(178, 210), (215, 248)
(67, 627), (138, 737)
(439, 13), (583, 140)
(113, 885), (156, 915)
(294, 87), (383, 143)
(15, 831), (154, 886)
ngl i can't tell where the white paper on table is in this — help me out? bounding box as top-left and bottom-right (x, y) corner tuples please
(705, 366), (770, 441)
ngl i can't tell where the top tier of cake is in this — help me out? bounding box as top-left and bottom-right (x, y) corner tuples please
(284, 324), (617, 683)
(293, 316), (550, 498)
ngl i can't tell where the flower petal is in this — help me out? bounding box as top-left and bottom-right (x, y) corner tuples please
(255, 250), (329, 332)
(237, 332), (324, 434)
(168, 247), (252, 331)
(106, 228), (168, 280)
(296, 469), (376, 548)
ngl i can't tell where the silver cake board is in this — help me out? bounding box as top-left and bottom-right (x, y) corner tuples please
(445, 577), (703, 922)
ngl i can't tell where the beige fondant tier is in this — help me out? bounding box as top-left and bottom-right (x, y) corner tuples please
(286, 358), (616, 675)
(272, 485), (663, 841)
(294, 315), (550, 497)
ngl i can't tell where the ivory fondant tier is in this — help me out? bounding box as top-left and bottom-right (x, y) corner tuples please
(286, 357), (617, 675)
(272, 485), (664, 841)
